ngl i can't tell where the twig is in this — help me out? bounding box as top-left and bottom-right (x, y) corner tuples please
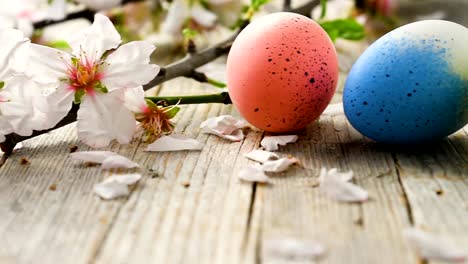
(1, 0), (321, 154)
(147, 92), (232, 105)
(33, 0), (144, 29)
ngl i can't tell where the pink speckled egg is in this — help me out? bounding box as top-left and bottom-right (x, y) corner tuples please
(226, 12), (338, 132)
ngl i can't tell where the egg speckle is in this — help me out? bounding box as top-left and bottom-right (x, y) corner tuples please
(227, 12), (339, 132)
(343, 20), (468, 144)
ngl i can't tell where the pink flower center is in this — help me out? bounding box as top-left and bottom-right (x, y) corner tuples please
(66, 57), (104, 95)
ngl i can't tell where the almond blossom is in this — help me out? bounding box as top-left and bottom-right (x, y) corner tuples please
(28, 14), (160, 148)
(0, 28), (47, 142)
(125, 87), (179, 142)
(0, 0), (67, 36)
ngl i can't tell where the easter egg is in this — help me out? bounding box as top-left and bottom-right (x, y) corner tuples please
(226, 12), (339, 132)
(343, 20), (468, 144)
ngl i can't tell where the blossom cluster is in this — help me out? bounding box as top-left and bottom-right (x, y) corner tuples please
(0, 13), (162, 148)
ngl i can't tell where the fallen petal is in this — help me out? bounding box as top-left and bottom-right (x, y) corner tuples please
(238, 164), (271, 183)
(200, 115), (247, 142)
(102, 173), (142, 185)
(101, 155), (140, 170)
(70, 151), (118, 163)
(262, 157), (298, 173)
(261, 135), (298, 151)
(146, 134), (203, 152)
(322, 103), (344, 116)
(404, 228), (466, 263)
(319, 168), (368, 202)
(244, 150), (279, 163)
(263, 237), (326, 261)
(319, 168), (353, 182)
(93, 182), (129, 200)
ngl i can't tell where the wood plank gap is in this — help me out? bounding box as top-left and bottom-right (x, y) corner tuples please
(0, 154), (7, 168)
(392, 152), (415, 225)
(88, 139), (144, 263)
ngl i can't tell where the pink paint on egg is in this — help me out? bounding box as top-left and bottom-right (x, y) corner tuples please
(227, 12), (339, 132)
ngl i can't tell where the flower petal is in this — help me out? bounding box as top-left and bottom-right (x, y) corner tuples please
(160, 0), (189, 34)
(146, 134), (203, 152)
(322, 103), (344, 116)
(124, 86), (147, 113)
(77, 91), (136, 148)
(0, 117), (13, 143)
(263, 237), (326, 261)
(102, 173), (142, 185)
(0, 28), (28, 77)
(70, 150), (118, 163)
(262, 157), (298, 173)
(101, 155), (140, 170)
(42, 83), (75, 129)
(69, 14), (121, 62)
(238, 164), (271, 183)
(319, 168), (368, 202)
(244, 150), (279, 164)
(191, 4), (217, 28)
(200, 115), (247, 141)
(28, 43), (70, 83)
(261, 135), (298, 151)
(0, 76), (49, 136)
(102, 41), (160, 90)
(93, 181), (129, 200)
(403, 228), (466, 263)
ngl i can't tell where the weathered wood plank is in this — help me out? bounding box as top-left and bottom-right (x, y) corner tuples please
(257, 111), (416, 264)
(0, 77), (467, 264)
(93, 78), (261, 264)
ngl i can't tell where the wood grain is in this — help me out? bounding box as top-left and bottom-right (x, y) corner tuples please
(0, 79), (467, 264)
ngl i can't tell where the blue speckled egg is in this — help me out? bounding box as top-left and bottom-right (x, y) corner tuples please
(343, 20), (468, 144)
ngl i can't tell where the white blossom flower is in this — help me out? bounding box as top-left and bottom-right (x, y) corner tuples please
(0, 0), (67, 36)
(124, 87), (179, 142)
(0, 28), (47, 142)
(160, 0), (217, 35)
(28, 14), (160, 148)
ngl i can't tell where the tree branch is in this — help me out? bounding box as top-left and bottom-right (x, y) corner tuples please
(33, 0), (145, 29)
(1, 0), (321, 155)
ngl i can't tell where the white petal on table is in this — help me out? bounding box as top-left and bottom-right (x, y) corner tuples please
(262, 157), (298, 173)
(70, 151), (119, 163)
(101, 155), (140, 170)
(263, 237), (326, 261)
(403, 228), (466, 263)
(322, 103), (344, 116)
(200, 115), (247, 142)
(93, 181), (129, 200)
(93, 173), (142, 200)
(319, 168), (368, 202)
(146, 134), (203, 152)
(238, 165), (271, 183)
(244, 150), (279, 164)
(261, 135), (298, 151)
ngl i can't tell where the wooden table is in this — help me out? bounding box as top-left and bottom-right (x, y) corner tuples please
(0, 75), (467, 264)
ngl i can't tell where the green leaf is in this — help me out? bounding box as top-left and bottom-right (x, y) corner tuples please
(0, 81), (4, 89)
(320, 0), (327, 19)
(251, 0), (269, 11)
(182, 28), (199, 40)
(48, 40), (71, 50)
(95, 82), (108, 94)
(165, 106), (180, 119)
(145, 99), (159, 109)
(74, 89), (85, 104)
(320, 19), (365, 42)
